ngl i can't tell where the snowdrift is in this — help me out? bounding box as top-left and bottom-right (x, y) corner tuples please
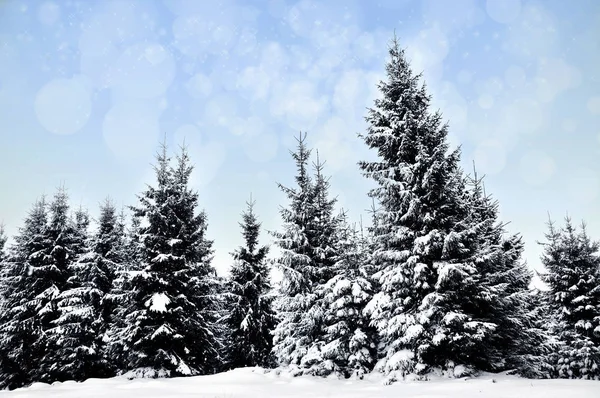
(0, 368), (597, 397)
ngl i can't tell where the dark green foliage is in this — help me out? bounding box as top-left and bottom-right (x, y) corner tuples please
(119, 143), (221, 377)
(0, 198), (50, 389)
(359, 36), (550, 381)
(224, 197), (277, 369)
(540, 217), (600, 379)
(271, 133), (344, 375)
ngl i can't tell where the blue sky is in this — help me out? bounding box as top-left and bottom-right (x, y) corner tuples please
(0, 0), (599, 278)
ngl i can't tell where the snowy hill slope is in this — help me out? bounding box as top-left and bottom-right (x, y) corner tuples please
(0, 368), (597, 398)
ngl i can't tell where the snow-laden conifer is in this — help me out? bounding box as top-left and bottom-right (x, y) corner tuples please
(0, 198), (50, 389)
(271, 134), (343, 375)
(539, 217), (600, 379)
(358, 35), (467, 381)
(38, 190), (91, 383)
(223, 197), (277, 369)
(359, 36), (550, 381)
(119, 143), (221, 377)
(312, 214), (377, 378)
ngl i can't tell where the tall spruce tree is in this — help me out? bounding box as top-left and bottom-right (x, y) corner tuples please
(271, 133), (342, 375)
(0, 188), (80, 387)
(540, 217), (600, 379)
(271, 132), (318, 371)
(46, 200), (126, 381)
(119, 143), (220, 377)
(358, 36), (468, 381)
(359, 36), (547, 381)
(224, 197), (277, 369)
(0, 198), (50, 389)
(37, 189), (85, 383)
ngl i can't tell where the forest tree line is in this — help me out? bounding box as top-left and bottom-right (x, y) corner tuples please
(0, 36), (598, 390)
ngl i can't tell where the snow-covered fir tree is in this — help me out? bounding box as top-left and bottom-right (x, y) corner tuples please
(417, 167), (552, 378)
(37, 189), (89, 383)
(223, 197), (277, 369)
(0, 197), (50, 389)
(358, 35), (467, 381)
(104, 209), (139, 373)
(309, 152), (339, 286)
(0, 188), (83, 387)
(118, 143), (221, 377)
(271, 132), (318, 371)
(271, 134), (342, 376)
(314, 213), (377, 378)
(46, 199), (126, 381)
(539, 217), (600, 379)
(359, 36), (548, 381)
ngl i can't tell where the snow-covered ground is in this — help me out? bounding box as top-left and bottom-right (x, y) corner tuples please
(0, 368), (597, 397)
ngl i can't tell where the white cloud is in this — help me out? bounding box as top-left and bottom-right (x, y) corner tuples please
(503, 4), (559, 58)
(269, 78), (329, 131)
(478, 94), (494, 109)
(243, 131), (279, 163)
(171, 15), (216, 58)
(332, 69), (365, 115)
(475, 77), (504, 97)
(501, 98), (544, 136)
(260, 42), (290, 76)
(473, 140), (507, 175)
(174, 124), (203, 147)
(170, 2), (258, 59)
(102, 99), (162, 161)
(430, 82), (469, 134)
(37, 1), (60, 26)
(561, 119), (578, 133)
(422, 0), (484, 34)
(312, 116), (355, 173)
(267, 0), (289, 18)
(202, 94), (240, 128)
(233, 27), (259, 57)
(587, 96), (600, 115)
(504, 65), (526, 88)
(286, 0), (360, 41)
(34, 75), (92, 135)
(109, 43), (176, 99)
(404, 27), (449, 80)
(519, 150), (555, 186)
(567, 168), (600, 205)
(486, 0), (522, 24)
(352, 29), (391, 66)
(534, 58), (581, 103)
(188, 141), (227, 188)
(172, 125), (227, 187)
(79, 44), (120, 90)
(229, 115), (264, 137)
(457, 69), (473, 85)
(236, 66), (271, 101)
(185, 73), (213, 99)
(209, 67), (241, 92)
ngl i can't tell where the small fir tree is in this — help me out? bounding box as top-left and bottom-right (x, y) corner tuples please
(539, 217), (600, 379)
(223, 196), (277, 369)
(314, 213), (378, 378)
